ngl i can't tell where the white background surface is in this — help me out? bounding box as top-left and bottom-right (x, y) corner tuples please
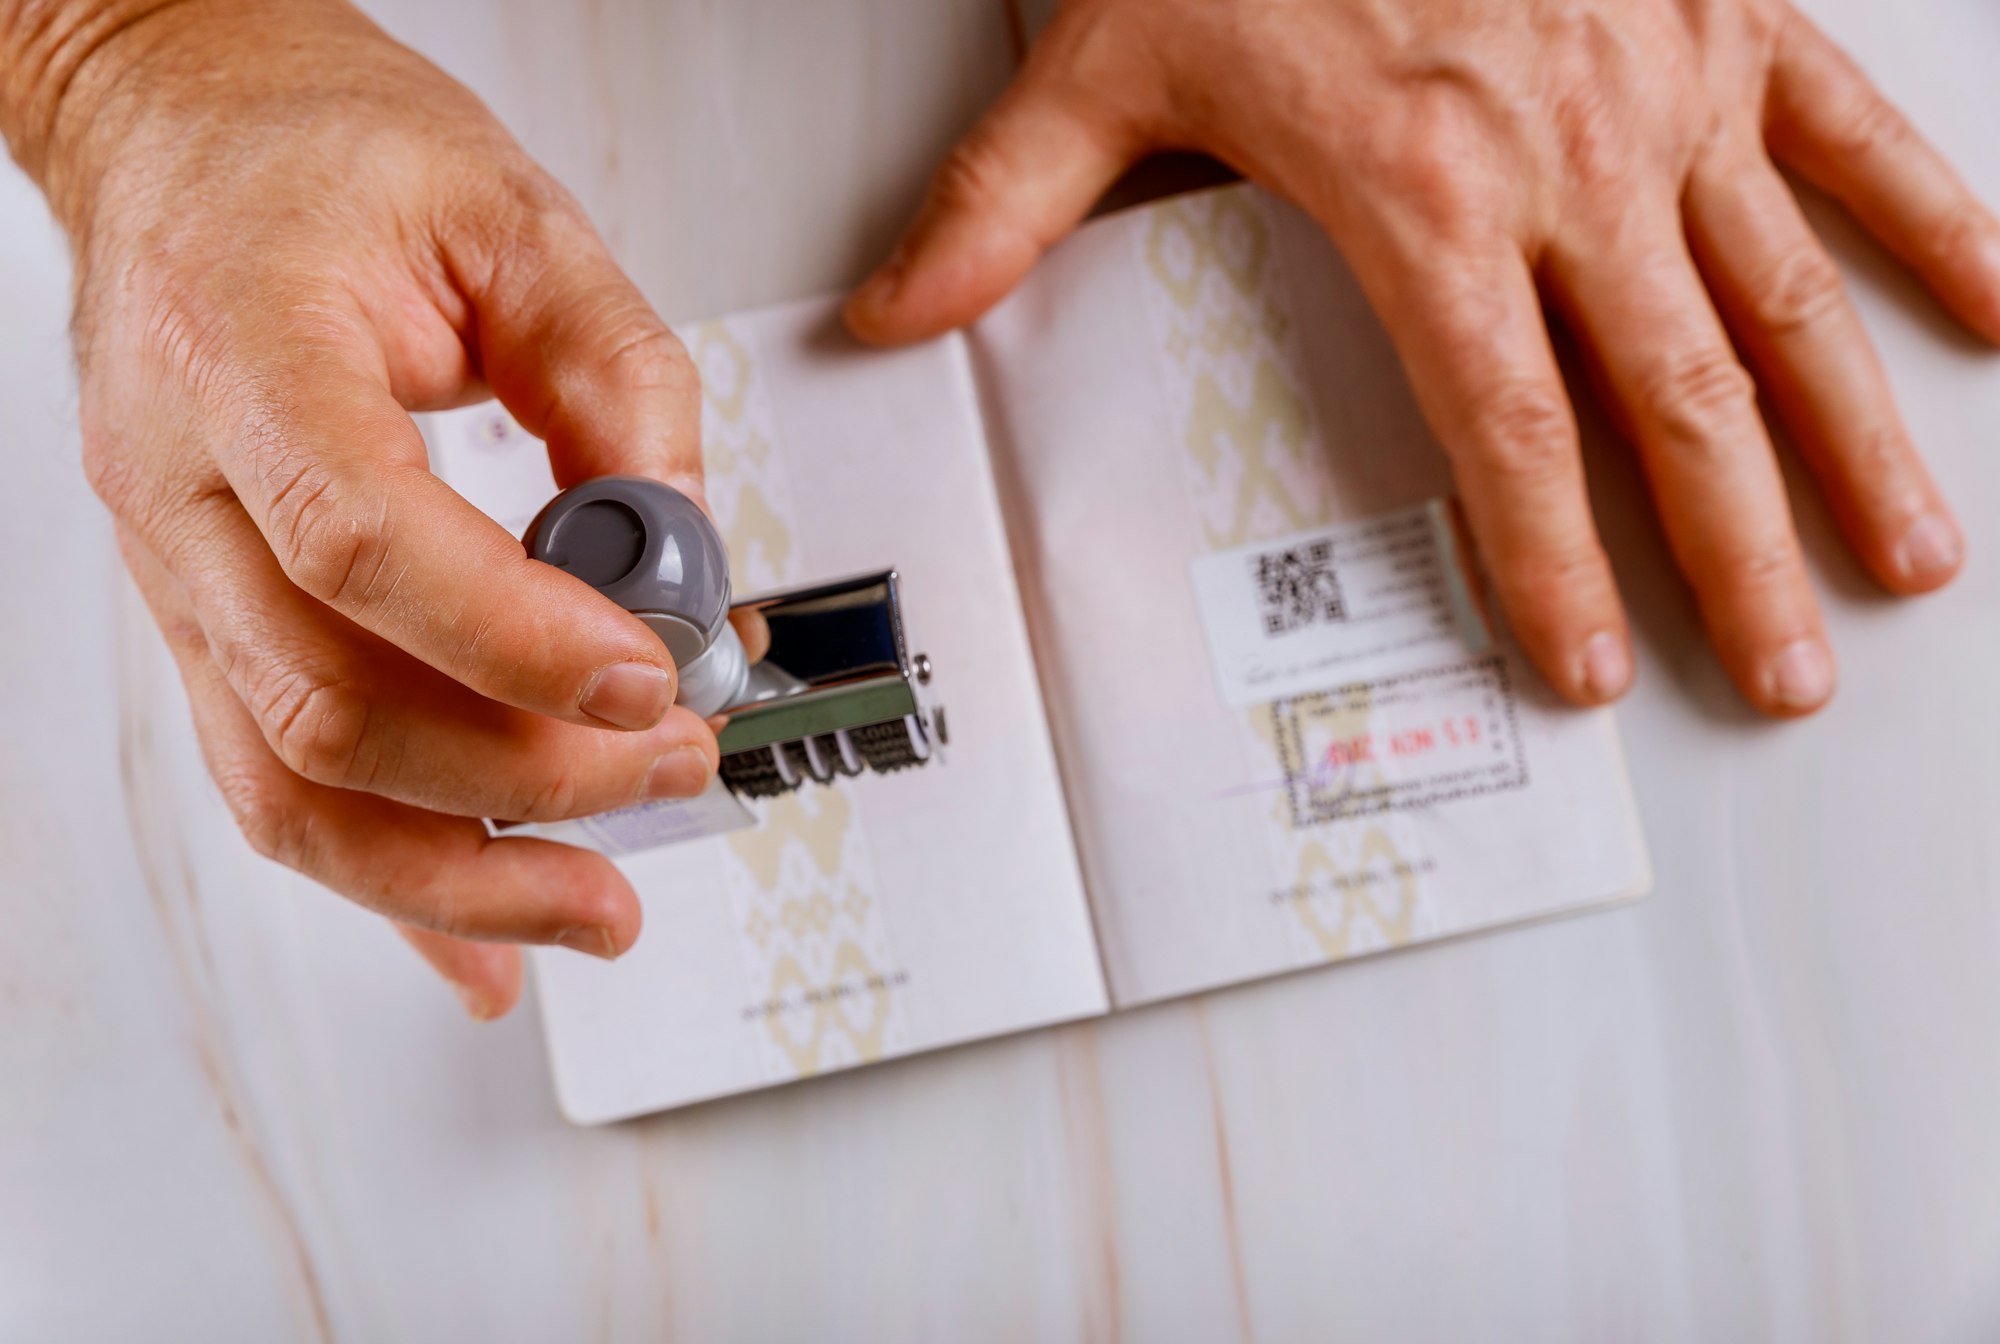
(3, 0), (1998, 1339)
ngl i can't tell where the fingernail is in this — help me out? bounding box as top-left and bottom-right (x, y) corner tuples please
(554, 925), (619, 960)
(1767, 638), (1835, 711)
(1580, 630), (1632, 702)
(1895, 512), (1962, 581)
(644, 745), (713, 800)
(580, 661), (675, 730)
(453, 984), (502, 1022)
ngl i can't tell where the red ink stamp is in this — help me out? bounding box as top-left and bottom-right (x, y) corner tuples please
(1272, 656), (1528, 827)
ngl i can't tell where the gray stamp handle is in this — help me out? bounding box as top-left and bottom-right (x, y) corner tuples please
(523, 476), (750, 719)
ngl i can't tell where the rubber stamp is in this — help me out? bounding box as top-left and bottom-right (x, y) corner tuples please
(502, 475), (945, 852)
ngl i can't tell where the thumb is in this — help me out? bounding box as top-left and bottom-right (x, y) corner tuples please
(844, 50), (1145, 345)
(452, 186), (704, 496)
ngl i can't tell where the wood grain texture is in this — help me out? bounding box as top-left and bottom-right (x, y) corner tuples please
(3, 0), (1999, 1340)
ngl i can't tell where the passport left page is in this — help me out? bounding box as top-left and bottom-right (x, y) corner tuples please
(429, 297), (1107, 1122)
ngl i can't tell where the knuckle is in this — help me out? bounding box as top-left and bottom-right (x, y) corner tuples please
(450, 159), (596, 294)
(1722, 540), (1801, 592)
(502, 765), (588, 825)
(1364, 107), (1488, 230)
(595, 322), (695, 400)
(1466, 384), (1577, 484)
(1744, 242), (1847, 334)
(1549, 81), (1632, 189)
(444, 609), (503, 690)
(1924, 203), (1998, 270)
(261, 671), (375, 788)
(928, 131), (1018, 220)
(1637, 345), (1757, 450)
(259, 453), (387, 608)
(1827, 89), (1911, 160)
(506, 166), (586, 224)
(1848, 421), (1911, 478)
(1500, 543), (1610, 612)
(540, 309), (694, 447)
(420, 881), (476, 942)
(216, 767), (309, 869)
(483, 163), (593, 245)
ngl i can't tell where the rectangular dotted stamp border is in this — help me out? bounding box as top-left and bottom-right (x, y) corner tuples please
(1272, 655), (1530, 828)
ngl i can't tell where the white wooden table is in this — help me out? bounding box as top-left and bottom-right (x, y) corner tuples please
(5, 1), (1999, 1339)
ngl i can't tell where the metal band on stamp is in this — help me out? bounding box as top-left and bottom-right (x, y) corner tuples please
(1272, 655), (1529, 828)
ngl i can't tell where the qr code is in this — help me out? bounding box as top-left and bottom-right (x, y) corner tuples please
(1252, 540), (1346, 635)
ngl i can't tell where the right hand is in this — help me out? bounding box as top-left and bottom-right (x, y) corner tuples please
(5, 0), (718, 1019)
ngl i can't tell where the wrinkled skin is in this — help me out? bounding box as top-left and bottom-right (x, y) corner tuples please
(850, 0), (2000, 721)
(5, 0), (723, 1019)
(5, 0), (1995, 1020)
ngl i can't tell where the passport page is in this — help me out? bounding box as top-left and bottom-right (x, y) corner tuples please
(971, 184), (1652, 1007)
(431, 299), (1107, 1120)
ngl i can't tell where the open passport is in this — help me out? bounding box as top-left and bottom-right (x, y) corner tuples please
(428, 184), (1652, 1123)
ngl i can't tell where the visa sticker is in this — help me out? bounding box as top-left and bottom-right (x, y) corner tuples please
(1189, 499), (1493, 709)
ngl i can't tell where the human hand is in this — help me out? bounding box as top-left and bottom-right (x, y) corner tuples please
(848, 0), (2000, 717)
(2, 0), (717, 1019)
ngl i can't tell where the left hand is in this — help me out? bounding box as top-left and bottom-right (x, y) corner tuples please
(846, 0), (2000, 718)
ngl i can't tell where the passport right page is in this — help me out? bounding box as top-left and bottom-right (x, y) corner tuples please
(970, 183), (1653, 1007)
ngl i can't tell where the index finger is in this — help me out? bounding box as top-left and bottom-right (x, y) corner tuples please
(219, 352), (682, 730)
